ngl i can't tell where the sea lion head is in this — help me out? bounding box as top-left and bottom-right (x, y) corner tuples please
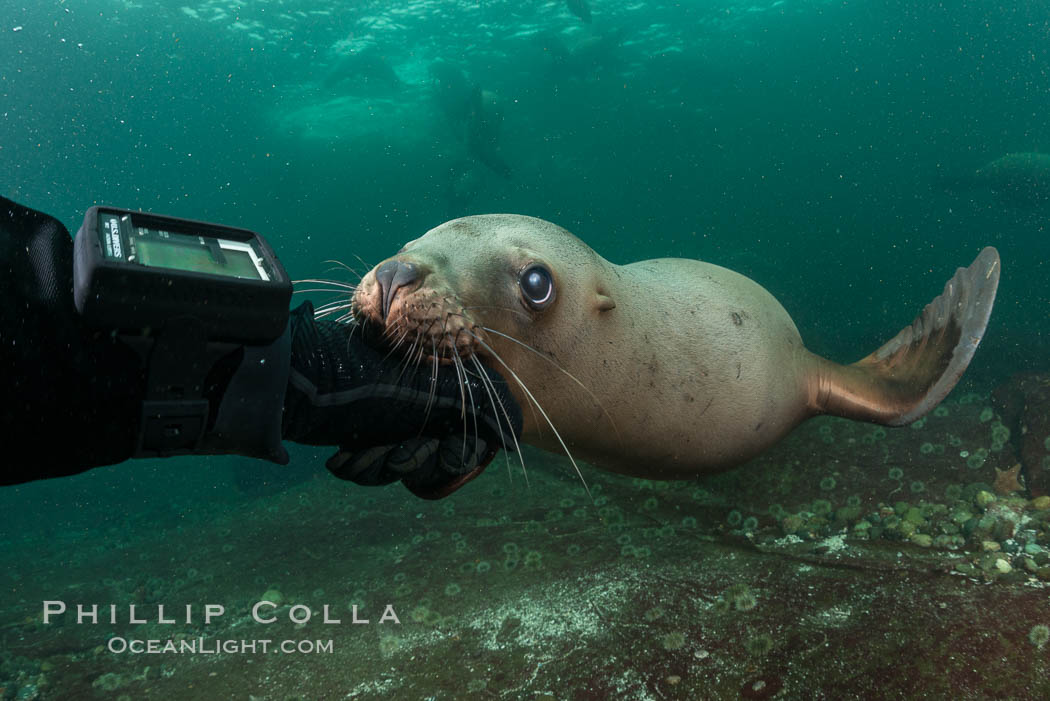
(352, 214), (615, 370)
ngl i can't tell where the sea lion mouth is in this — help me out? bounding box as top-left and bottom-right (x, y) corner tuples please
(352, 290), (485, 366)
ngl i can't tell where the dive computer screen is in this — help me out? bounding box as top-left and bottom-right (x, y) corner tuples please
(77, 206), (292, 343)
(99, 212), (273, 281)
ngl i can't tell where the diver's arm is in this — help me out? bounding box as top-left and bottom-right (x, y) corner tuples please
(0, 195), (521, 496)
(0, 196), (144, 481)
(281, 303), (521, 498)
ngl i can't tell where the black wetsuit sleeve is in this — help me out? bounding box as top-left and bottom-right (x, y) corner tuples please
(0, 197), (145, 483)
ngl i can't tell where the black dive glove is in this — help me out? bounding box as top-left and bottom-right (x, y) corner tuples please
(282, 302), (522, 498)
(0, 195), (522, 496)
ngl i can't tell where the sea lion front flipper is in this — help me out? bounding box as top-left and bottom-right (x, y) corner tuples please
(810, 247), (1001, 426)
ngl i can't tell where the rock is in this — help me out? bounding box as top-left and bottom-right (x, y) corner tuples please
(92, 674), (125, 692)
(15, 684), (39, 701)
(993, 373), (1050, 496)
(260, 589), (285, 607)
(835, 505), (863, 523)
(781, 515), (805, 535)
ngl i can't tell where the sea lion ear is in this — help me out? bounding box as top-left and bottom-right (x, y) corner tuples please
(594, 286), (616, 312)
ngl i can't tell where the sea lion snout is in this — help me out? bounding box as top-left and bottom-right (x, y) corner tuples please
(353, 255), (486, 363)
(374, 259), (421, 320)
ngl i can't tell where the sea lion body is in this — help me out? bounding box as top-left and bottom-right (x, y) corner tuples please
(352, 215), (1000, 480)
(501, 254), (812, 477)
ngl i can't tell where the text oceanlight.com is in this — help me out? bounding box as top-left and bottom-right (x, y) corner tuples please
(107, 638), (334, 655)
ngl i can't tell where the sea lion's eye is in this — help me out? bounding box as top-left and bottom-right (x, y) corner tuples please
(518, 264), (555, 310)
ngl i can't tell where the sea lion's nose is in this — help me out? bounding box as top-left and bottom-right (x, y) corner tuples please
(375, 259), (420, 320)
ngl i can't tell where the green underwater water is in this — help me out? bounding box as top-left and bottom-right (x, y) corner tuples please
(2, 0), (1050, 698)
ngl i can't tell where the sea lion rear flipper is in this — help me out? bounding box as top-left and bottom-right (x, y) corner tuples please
(810, 247), (1000, 425)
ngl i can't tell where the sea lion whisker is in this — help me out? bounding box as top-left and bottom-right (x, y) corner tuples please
(449, 333), (469, 421)
(460, 304), (532, 321)
(320, 268), (363, 282)
(409, 334), (430, 377)
(469, 353), (523, 482)
(448, 348), (471, 467)
(294, 278), (359, 291)
(458, 327), (541, 435)
(311, 305), (348, 321)
(420, 338), (440, 428)
(390, 321), (417, 359)
(466, 331), (590, 495)
(393, 333), (424, 386)
(389, 341), (416, 380)
(453, 353), (480, 467)
(398, 323), (429, 379)
(384, 312), (415, 351)
(312, 301), (354, 317)
(306, 293), (357, 320)
(328, 309), (356, 325)
(412, 334), (428, 368)
(438, 310), (453, 349)
(311, 297), (352, 311)
(462, 354), (481, 460)
(384, 322), (410, 353)
(382, 324), (414, 367)
(480, 325), (622, 444)
(351, 254), (375, 275)
(293, 291), (357, 306)
(319, 259), (366, 280)
(321, 258), (365, 273)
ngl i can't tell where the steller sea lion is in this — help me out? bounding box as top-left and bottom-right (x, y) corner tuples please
(349, 215), (1000, 480)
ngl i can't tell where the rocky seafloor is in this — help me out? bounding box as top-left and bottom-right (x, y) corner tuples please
(1, 374), (1049, 700)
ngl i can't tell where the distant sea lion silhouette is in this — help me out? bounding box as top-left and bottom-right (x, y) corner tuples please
(351, 215), (1001, 481)
(466, 87), (511, 179)
(942, 152), (1050, 207)
(430, 60), (475, 128)
(430, 61), (512, 179)
(566, 0), (592, 24)
(321, 47), (402, 94)
(532, 28), (622, 81)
